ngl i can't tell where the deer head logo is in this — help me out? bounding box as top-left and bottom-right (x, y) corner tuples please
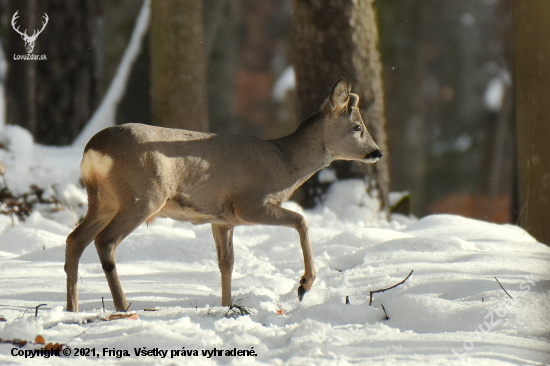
(11, 10), (49, 54)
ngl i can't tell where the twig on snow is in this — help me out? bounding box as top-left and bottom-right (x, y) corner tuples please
(369, 270), (414, 306)
(494, 276), (513, 299)
(35, 304), (47, 317)
(189, 301), (204, 311)
(225, 297), (252, 319)
(381, 304), (389, 320)
(63, 317), (104, 349)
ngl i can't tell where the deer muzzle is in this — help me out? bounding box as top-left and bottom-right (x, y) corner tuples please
(364, 149), (383, 163)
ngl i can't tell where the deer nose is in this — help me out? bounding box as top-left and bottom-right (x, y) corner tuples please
(365, 149), (382, 161)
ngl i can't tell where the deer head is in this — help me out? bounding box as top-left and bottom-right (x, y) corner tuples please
(11, 10), (49, 54)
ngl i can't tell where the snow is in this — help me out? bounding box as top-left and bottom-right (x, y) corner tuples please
(272, 66), (296, 102)
(317, 168), (336, 184)
(0, 127), (549, 365)
(0, 42), (7, 131)
(483, 68), (512, 112)
(483, 77), (505, 112)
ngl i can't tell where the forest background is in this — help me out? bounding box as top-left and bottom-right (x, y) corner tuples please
(0, 0), (547, 244)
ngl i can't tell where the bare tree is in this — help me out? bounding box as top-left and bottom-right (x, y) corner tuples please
(514, 0), (550, 244)
(203, 0), (239, 134)
(291, 0), (390, 213)
(150, 0), (208, 131)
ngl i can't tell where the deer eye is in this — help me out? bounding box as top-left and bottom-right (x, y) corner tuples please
(353, 125), (362, 132)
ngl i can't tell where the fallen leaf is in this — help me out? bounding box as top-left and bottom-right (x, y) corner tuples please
(35, 335), (45, 344)
(1, 338), (27, 347)
(107, 312), (139, 321)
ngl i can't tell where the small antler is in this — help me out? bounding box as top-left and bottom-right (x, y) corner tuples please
(11, 10), (28, 38)
(29, 13), (49, 40)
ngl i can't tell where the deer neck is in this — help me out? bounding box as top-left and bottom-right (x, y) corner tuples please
(271, 113), (332, 182)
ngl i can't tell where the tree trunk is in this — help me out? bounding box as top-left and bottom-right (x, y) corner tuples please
(5, 0), (37, 136)
(291, 0), (390, 213)
(5, 0), (102, 145)
(513, 0), (550, 245)
(150, 0), (208, 131)
(377, 0), (432, 216)
(204, 0), (239, 134)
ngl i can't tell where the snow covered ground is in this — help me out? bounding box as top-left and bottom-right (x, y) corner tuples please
(0, 125), (549, 365)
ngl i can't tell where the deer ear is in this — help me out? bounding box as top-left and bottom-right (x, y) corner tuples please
(330, 78), (350, 110)
(323, 78), (351, 117)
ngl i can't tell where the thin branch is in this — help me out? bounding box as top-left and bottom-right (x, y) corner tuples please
(381, 304), (389, 320)
(35, 304), (47, 317)
(189, 301), (204, 311)
(369, 270), (414, 306)
(64, 317), (104, 348)
(494, 276), (513, 299)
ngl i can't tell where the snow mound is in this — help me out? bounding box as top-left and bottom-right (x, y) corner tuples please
(403, 214), (537, 243)
(0, 317), (44, 342)
(0, 126), (549, 365)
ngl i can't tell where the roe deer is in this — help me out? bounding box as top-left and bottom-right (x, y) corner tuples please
(65, 78), (382, 312)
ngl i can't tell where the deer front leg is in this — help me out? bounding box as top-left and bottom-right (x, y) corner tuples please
(295, 219), (315, 301)
(212, 224), (234, 307)
(240, 203), (316, 301)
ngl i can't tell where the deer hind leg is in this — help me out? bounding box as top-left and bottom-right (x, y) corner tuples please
(94, 199), (162, 312)
(212, 224), (234, 306)
(65, 185), (116, 312)
(239, 203), (315, 301)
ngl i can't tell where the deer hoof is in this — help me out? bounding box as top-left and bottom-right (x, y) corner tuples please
(297, 285), (306, 301)
(297, 275), (315, 301)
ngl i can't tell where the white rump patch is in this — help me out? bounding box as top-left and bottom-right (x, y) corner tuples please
(80, 149), (113, 181)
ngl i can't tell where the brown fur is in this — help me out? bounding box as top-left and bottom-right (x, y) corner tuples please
(65, 79), (382, 312)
